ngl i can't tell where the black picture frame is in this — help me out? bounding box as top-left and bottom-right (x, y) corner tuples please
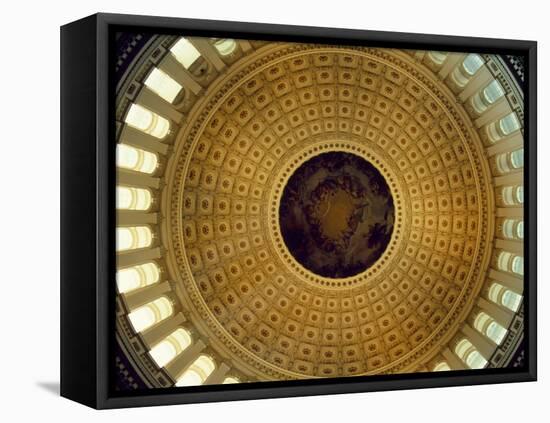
(61, 12), (537, 409)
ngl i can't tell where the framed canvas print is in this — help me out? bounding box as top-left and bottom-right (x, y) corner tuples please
(60, 13), (537, 409)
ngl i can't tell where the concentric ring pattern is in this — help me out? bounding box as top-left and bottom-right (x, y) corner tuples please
(115, 35), (526, 390)
(167, 45), (493, 378)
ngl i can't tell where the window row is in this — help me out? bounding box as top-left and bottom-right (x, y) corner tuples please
(144, 38), (239, 105)
(122, 38), (239, 142)
(120, 273), (240, 385)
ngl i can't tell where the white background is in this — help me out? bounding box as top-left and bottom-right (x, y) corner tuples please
(0, 0), (546, 420)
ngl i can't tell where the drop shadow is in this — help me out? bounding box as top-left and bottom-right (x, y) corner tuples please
(36, 381), (60, 396)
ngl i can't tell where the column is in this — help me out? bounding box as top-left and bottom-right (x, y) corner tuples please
(204, 362), (231, 385)
(438, 53), (466, 79)
(486, 130), (523, 157)
(159, 54), (203, 95)
(120, 124), (170, 155)
(190, 38), (227, 71)
(496, 207), (523, 218)
(494, 171), (523, 187)
(495, 239), (523, 255)
(123, 281), (171, 310)
(414, 51), (425, 61)
(239, 40), (253, 53)
(488, 269), (523, 294)
(141, 312), (186, 348)
(117, 247), (161, 268)
(117, 211), (159, 225)
(118, 168), (160, 189)
(477, 297), (515, 329)
(474, 99), (513, 128)
(165, 339), (207, 381)
(137, 87), (184, 124)
(442, 347), (467, 370)
(458, 67), (493, 102)
(462, 324), (496, 359)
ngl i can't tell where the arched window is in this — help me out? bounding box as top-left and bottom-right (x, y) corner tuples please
(487, 112), (521, 143)
(128, 297), (173, 332)
(451, 54), (484, 88)
(116, 262), (160, 293)
(486, 321), (507, 345)
(175, 355), (216, 387)
(512, 256), (524, 275)
(144, 68), (183, 104)
(223, 376), (240, 384)
(500, 112), (521, 136)
(433, 362), (451, 371)
(455, 339), (487, 369)
(510, 148), (524, 169)
(463, 54), (484, 75)
(501, 185), (523, 206)
(427, 51), (447, 65)
(496, 148), (524, 174)
(170, 38), (201, 69)
(497, 251), (523, 276)
(116, 186), (152, 210)
(483, 80), (505, 103)
(466, 350), (487, 369)
(502, 289), (522, 311)
(116, 144), (158, 174)
(124, 104), (170, 139)
(212, 38), (237, 56)
(516, 186), (524, 204)
(488, 282), (504, 303)
(497, 251), (513, 271)
(116, 226), (152, 251)
(472, 80), (505, 114)
(149, 328), (192, 368)
(488, 282), (522, 312)
(502, 219), (515, 239)
(474, 312), (507, 345)
(502, 219), (524, 240)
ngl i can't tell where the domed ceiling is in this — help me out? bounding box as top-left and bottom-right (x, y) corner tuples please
(113, 33), (526, 390)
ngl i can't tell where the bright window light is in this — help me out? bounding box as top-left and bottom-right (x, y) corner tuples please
(116, 186), (152, 210)
(150, 328), (192, 367)
(117, 262), (160, 293)
(145, 68), (183, 103)
(125, 104), (170, 139)
(116, 144), (158, 174)
(170, 38), (201, 69)
(128, 297), (173, 332)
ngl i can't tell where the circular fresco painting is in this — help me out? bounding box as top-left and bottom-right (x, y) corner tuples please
(279, 152), (395, 278)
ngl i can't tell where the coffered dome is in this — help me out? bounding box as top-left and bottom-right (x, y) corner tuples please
(114, 33), (525, 389)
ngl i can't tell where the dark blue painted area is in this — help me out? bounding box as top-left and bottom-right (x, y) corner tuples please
(115, 32), (153, 82)
(502, 54), (525, 90)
